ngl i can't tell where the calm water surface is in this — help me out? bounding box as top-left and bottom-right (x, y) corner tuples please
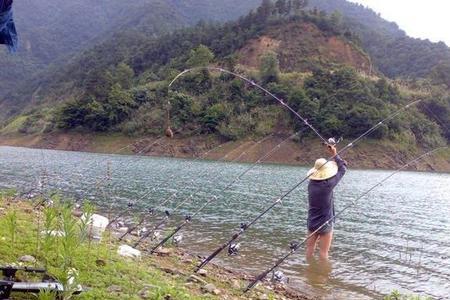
(0, 146), (449, 299)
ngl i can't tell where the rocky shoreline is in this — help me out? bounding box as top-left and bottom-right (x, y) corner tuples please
(0, 192), (315, 300)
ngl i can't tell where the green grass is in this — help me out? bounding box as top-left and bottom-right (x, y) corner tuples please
(0, 115), (28, 135)
(0, 195), (212, 300)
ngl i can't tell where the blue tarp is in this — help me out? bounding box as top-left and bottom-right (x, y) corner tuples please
(0, 0), (18, 53)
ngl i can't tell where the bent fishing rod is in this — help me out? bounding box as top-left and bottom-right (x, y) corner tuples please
(149, 130), (308, 253)
(134, 133), (278, 248)
(169, 67), (329, 145)
(244, 146), (448, 292)
(194, 99), (421, 273)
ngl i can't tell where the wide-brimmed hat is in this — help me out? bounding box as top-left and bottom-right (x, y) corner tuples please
(307, 158), (338, 180)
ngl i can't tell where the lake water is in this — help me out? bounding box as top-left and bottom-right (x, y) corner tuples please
(0, 146), (449, 299)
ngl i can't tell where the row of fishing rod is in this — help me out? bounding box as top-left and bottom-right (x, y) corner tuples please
(25, 67), (449, 293)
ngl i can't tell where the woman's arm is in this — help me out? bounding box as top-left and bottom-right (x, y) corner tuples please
(327, 145), (347, 187)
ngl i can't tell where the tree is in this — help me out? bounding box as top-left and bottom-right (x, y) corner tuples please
(186, 45), (215, 67)
(114, 63), (135, 89)
(256, 0), (274, 22)
(259, 51), (280, 83)
(275, 0), (287, 16)
(293, 0), (308, 12)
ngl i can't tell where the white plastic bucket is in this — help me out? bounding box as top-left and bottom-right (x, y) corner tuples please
(83, 214), (109, 241)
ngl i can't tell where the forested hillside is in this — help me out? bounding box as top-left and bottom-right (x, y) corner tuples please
(0, 0), (262, 117)
(1, 0), (448, 150)
(309, 0), (450, 78)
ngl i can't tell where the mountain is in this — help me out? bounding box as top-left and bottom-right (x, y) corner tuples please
(0, 0), (448, 166)
(0, 0), (262, 117)
(308, 0), (450, 78)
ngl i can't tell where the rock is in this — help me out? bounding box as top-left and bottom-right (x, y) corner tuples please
(258, 293), (269, 300)
(107, 285), (122, 293)
(117, 245), (141, 259)
(138, 284), (160, 299)
(202, 283), (220, 295)
(231, 279), (241, 289)
(154, 248), (172, 257)
(116, 227), (129, 234)
(95, 259), (106, 267)
(19, 255), (36, 263)
(187, 274), (207, 285)
(197, 269), (207, 277)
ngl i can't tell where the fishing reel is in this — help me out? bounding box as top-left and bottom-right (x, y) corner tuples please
(240, 223), (248, 231)
(127, 202), (134, 208)
(271, 270), (289, 284)
(172, 234), (183, 246)
(289, 241), (300, 251)
(228, 243), (241, 256)
(185, 215), (192, 222)
(322, 137), (343, 147)
(164, 210), (170, 217)
(147, 208), (155, 215)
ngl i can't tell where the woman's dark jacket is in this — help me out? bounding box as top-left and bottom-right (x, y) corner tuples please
(307, 155), (347, 233)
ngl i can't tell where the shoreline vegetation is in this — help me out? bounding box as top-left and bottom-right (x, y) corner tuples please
(0, 190), (435, 300)
(0, 133), (449, 172)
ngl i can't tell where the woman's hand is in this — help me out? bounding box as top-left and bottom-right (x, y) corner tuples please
(327, 144), (337, 156)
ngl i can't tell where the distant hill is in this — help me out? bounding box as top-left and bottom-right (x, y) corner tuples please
(0, 0), (262, 117)
(309, 0), (450, 78)
(0, 0), (448, 153)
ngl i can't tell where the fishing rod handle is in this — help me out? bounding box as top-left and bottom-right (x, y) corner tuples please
(150, 222), (186, 254)
(195, 232), (240, 272)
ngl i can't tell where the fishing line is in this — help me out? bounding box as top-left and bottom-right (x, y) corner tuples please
(169, 67), (329, 144)
(193, 99), (421, 273)
(244, 146), (448, 292)
(148, 129), (308, 253)
(120, 134), (269, 242)
(118, 140), (231, 240)
(132, 133), (276, 247)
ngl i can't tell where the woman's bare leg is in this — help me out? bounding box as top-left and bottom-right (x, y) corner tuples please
(305, 231), (319, 259)
(318, 230), (333, 260)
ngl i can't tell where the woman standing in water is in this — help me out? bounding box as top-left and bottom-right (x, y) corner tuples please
(306, 145), (347, 260)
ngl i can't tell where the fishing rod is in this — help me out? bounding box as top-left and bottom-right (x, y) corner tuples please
(169, 67), (328, 145)
(133, 133), (277, 248)
(244, 146), (449, 292)
(193, 99), (421, 273)
(122, 133), (271, 242)
(118, 140), (233, 241)
(148, 130), (308, 254)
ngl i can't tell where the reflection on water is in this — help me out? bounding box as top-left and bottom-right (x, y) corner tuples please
(0, 146), (449, 299)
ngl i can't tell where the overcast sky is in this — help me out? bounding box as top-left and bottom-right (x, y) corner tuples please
(347, 0), (450, 46)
